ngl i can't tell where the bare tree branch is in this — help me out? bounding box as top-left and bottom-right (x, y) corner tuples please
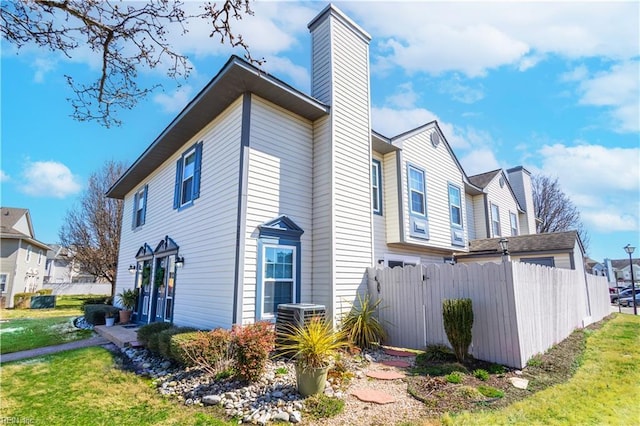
(532, 174), (590, 253)
(59, 160), (126, 297)
(1, 0), (259, 127)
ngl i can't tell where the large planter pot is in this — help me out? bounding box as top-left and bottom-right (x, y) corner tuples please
(295, 364), (329, 397)
(105, 317), (116, 327)
(119, 310), (132, 324)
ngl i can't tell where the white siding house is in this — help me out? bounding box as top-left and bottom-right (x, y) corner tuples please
(108, 4), (585, 330)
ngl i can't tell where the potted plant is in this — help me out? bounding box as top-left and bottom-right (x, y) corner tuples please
(279, 317), (349, 396)
(105, 310), (116, 327)
(117, 288), (137, 324)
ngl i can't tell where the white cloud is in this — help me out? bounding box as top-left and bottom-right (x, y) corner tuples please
(536, 143), (640, 233)
(20, 161), (82, 198)
(439, 76), (484, 104)
(560, 65), (589, 82)
(344, 2), (639, 76)
(261, 56), (310, 91)
(0, 170), (9, 182)
(575, 61), (640, 133)
(32, 58), (56, 83)
(459, 149), (501, 176)
(153, 86), (194, 114)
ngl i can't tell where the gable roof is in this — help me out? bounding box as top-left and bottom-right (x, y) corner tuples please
(0, 207), (50, 250)
(464, 230), (583, 255)
(468, 169), (525, 212)
(609, 258), (640, 269)
(106, 56), (329, 199)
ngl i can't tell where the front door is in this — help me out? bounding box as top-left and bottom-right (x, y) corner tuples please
(151, 255), (176, 323)
(136, 260), (152, 324)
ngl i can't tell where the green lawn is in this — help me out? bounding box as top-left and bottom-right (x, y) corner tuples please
(446, 313), (640, 425)
(0, 316), (94, 354)
(0, 347), (234, 426)
(0, 294), (97, 320)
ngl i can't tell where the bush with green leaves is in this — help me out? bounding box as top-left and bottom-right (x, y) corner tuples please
(35, 289), (53, 295)
(137, 322), (173, 351)
(82, 296), (112, 307)
(473, 369), (490, 381)
(478, 385), (504, 398)
(418, 344), (456, 363)
(445, 371), (464, 384)
(304, 394), (345, 419)
(83, 304), (120, 325)
(231, 321), (275, 382)
(13, 292), (36, 309)
(157, 326), (197, 359)
(171, 329), (234, 375)
(442, 298), (474, 363)
(340, 293), (386, 349)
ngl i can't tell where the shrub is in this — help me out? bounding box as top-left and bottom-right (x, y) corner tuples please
(527, 355), (543, 367)
(304, 394), (345, 419)
(83, 304), (120, 325)
(445, 371), (464, 384)
(232, 321), (275, 382)
(35, 289), (53, 295)
(487, 363), (507, 374)
(473, 369), (490, 381)
(340, 293), (386, 349)
(417, 344), (456, 364)
(137, 322), (173, 349)
(478, 385), (504, 398)
(157, 326), (197, 359)
(13, 292), (36, 309)
(170, 328), (234, 374)
(82, 296), (112, 307)
(442, 298), (474, 363)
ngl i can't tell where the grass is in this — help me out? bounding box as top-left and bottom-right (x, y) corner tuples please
(0, 347), (235, 426)
(446, 313), (640, 425)
(0, 295), (101, 354)
(0, 316), (94, 354)
(0, 295), (93, 320)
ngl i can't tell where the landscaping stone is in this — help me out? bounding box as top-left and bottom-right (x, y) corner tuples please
(202, 395), (222, 405)
(366, 370), (406, 380)
(351, 388), (396, 404)
(380, 360), (411, 368)
(508, 377), (529, 389)
(382, 348), (415, 357)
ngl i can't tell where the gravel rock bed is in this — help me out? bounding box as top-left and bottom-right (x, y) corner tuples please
(118, 346), (371, 425)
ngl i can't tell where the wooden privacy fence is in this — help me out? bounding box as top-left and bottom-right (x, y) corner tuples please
(367, 262), (610, 368)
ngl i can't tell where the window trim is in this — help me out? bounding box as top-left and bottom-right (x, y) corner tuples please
(491, 203), (501, 237)
(37, 249), (43, 265)
(448, 183), (463, 228)
(509, 211), (519, 236)
(383, 254), (421, 268)
(25, 245), (32, 263)
(407, 164), (427, 218)
(0, 273), (7, 292)
(372, 159), (383, 215)
(257, 241), (299, 320)
(173, 141), (203, 211)
(133, 184), (148, 229)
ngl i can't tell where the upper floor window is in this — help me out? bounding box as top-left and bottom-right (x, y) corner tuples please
(25, 245), (32, 263)
(408, 165), (426, 217)
(448, 184), (462, 227)
(173, 142), (203, 210)
(372, 159), (382, 215)
(491, 203), (501, 237)
(133, 185), (148, 228)
(37, 249), (43, 265)
(510, 212), (519, 236)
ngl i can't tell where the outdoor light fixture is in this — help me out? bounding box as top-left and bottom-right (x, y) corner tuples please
(624, 244), (637, 315)
(175, 256), (185, 268)
(128, 264), (137, 274)
(499, 238), (509, 255)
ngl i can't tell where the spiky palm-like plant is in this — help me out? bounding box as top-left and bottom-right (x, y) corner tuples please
(278, 317), (349, 370)
(442, 298), (474, 363)
(340, 294), (386, 349)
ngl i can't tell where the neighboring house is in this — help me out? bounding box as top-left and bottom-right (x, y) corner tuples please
(584, 258), (606, 276)
(605, 258), (640, 285)
(455, 230), (586, 271)
(0, 207), (50, 308)
(107, 5), (568, 330)
(44, 244), (97, 284)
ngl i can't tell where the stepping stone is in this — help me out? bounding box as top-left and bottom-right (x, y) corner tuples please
(383, 348), (415, 357)
(508, 377), (529, 390)
(381, 360), (411, 368)
(366, 370), (406, 380)
(351, 389), (395, 404)
(128, 341), (143, 348)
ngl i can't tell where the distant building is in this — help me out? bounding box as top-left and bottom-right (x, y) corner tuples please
(0, 207), (50, 308)
(44, 244), (98, 284)
(604, 257), (640, 285)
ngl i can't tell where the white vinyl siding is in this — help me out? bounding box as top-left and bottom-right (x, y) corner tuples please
(472, 194), (488, 239)
(397, 127), (467, 249)
(383, 152), (401, 243)
(242, 96), (314, 323)
(372, 159), (382, 215)
(484, 173), (522, 238)
(114, 97), (243, 330)
(465, 196), (476, 240)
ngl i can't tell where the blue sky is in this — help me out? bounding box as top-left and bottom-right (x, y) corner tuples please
(2, 1), (639, 262)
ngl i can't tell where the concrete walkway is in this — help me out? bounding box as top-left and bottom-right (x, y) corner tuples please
(0, 335), (111, 364)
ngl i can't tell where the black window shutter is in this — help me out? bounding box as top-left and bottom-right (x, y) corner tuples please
(193, 141), (203, 200)
(173, 158), (182, 209)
